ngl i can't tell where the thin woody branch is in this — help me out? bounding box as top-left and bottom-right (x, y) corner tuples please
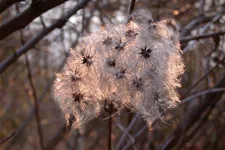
(159, 75), (225, 150)
(0, 131), (16, 145)
(0, 0), (91, 74)
(180, 30), (225, 42)
(0, 0), (67, 40)
(0, 0), (22, 14)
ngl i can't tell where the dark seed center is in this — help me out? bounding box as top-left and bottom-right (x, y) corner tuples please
(115, 69), (126, 79)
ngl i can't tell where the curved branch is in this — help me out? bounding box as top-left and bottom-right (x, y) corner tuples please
(0, 0), (91, 74)
(0, 0), (22, 14)
(180, 30), (225, 42)
(0, 0), (67, 40)
(159, 75), (225, 150)
(128, 0), (135, 15)
(0, 131), (15, 145)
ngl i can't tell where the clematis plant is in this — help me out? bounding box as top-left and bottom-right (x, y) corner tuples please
(52, 10), (185, 129)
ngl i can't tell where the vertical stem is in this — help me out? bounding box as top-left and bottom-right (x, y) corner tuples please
(25, 54), (45, 150)
(105, 101), (114, 150)
(129, 0), (136, 15)
(16, 3), (44, 148)
(108, 113), (112, 150)
(156, 0), (161, 20)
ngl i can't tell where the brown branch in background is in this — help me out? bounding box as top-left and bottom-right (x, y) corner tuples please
(0, 0), (67, 40)
(16, 2), (44, 147)
(176, 102), (222, 149)
(198, 0), (205, 16)
(159, 74), (225, 150)
(183, 6), (225, 53)
(104, 101), (116, 150)
(25, 54), (44, 150)
(128, 0), (135, 15)
(0, 131), (15, 145)
(181, 57), (224, 99)
(122, 124), (148, 150)
(15, 6), (43, 150)
(108, 114), (112, 150)
(116, 122), (136, 149)
(0, 0), (22, 14)
(180, 15), (217, 37)
(5, 80), (51, 150)
(116, 114), (139, 149)
(180, 87), (225, 105)
(209, 122), (225, 150)
(39, 15), (46, 29)
(180, 30), (225, 42)
(0, 0), (91, 74)
(156, 0), (161, 20)
(4, 2), (90, 148)
(180, 4), (225, 38)
(45, 114), (75, 150)
(5, 60), (66, 150)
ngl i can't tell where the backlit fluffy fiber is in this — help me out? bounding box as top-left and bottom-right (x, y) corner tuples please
(53, 10), (185, 128)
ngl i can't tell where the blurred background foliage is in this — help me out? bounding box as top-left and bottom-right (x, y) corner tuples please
(0, 0), (225, 149)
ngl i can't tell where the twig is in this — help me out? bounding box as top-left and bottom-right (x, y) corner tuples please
(116, 114), (139, 150)
(176, 105), (218, 149)
(181, 57), (224, 99)
(180, 15), (214, 37)
(104, 101), (116, 150)
(0, 0), (91, 74)
(16, 3), (44, 148)
(122, 125), (148, 150)
(116, 122), (136, 149)
(39, 15), (46, 29)
(128, 0), (136, 15)
(183, 6), (225, 53)
(0, 0), (22, 14)
(45, 114), (75, 150)
(180, 87), (225, 105)
(0, 0), (67, 40)
(108, 112), (112, 150)
(25, 54), (44, 150)
(5, 61), (65, 150)
(180, 30), (225, 42)
(159, 74), (225, 150)
(0, 131), (16, 145)
(209, 122), (225, 150)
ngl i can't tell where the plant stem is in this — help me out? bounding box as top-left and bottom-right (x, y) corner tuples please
(108, 113), (112, 150)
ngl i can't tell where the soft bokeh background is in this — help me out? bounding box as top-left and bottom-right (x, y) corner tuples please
(1, 0), (225, 149)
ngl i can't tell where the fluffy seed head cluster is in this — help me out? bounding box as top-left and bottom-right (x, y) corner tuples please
(53, 10), (185, 128)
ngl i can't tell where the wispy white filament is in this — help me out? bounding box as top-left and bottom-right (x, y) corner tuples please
(52, 10), (185, 128)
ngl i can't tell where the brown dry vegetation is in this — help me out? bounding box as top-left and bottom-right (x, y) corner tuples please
(0, 0), (225, 150)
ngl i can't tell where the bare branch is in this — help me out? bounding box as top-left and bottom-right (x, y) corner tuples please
(181, 57), (224, 99)
(0, 0), (91, 74)
(183, 6), (225, 53)
(159, 75), (225, 150)
(25, 54), (44, 150)
(16, 3), (44, 148)
(180, 30), (225, 42)
(39, 15), (46, 29)
(180, 87), (225, 105)
(0, 131), (16, 145)
(0, 0), (67, 40)
(128, 0), (136, 15)
(116, 122), (136, 148)
(5, 61), (65, 150)
(122, 125), (148, 150)
(116, 114), (139, 150)
(0, 0), (22, 14)
(180, 15), (216, 37)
